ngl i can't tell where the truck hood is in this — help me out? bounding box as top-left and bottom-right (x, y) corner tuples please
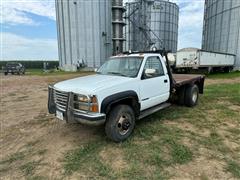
(54, 74), (131, 95)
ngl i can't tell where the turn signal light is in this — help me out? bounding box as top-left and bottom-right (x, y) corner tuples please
(91, 96), (99, 112)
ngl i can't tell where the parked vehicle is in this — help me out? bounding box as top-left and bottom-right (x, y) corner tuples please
(174, 48), (235, 73)
(3, 62), (25, 75)
(48, 51), (205, 142)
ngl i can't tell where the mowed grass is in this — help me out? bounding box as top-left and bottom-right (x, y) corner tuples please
(62, 81), (240, 179)
(0, 141), (47, 179)
(25, 68), (94, 76)
(207, 71), (240, 79)
(1, 73), (239, 179)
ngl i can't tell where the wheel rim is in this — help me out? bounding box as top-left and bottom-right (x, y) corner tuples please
(117, 114), (131, 136)
(192, 90), (198, 103)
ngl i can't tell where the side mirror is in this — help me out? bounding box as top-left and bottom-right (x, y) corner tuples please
(144, 69), (156, 78)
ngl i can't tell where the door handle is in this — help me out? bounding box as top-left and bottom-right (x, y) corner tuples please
(164, 79), (168, 83)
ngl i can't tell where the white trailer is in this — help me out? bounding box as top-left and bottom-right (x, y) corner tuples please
(175, 48), (235, 73)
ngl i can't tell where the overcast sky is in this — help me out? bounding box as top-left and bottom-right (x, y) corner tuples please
(0, 0), (204, 60)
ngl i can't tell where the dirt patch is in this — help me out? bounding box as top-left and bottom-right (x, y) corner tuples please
(222, 140), (239, 152)
(205, 77), (240, 86)
(99, 146), (128, 172)
(167, 155), (232, 180)
(228, 105), (240, 111)
(217, 100), (240, 111)
(0, 74), (99, 179)
(164, 120), (210, 137)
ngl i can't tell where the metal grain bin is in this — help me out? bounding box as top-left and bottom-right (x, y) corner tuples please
(124, 1), (149, 51)
(112, 0), (126, 55)
(202, 0), (240, 69)
(124, 0), (179, 53)
(55, 0), (112, 70)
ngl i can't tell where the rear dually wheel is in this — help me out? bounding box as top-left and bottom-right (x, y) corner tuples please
(184, 84), (199, 107)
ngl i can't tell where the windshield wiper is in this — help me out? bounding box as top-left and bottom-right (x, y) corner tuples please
(107, 72), (127, 77)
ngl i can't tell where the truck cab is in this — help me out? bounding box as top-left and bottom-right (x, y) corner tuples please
(48, 52), (205, 142)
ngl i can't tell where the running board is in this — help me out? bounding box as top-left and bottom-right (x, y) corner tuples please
(138, 103), (171, 120)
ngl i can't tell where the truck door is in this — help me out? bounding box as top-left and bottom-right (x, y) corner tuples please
(140, 56), (170, 110)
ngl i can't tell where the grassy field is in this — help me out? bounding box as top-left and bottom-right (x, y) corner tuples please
(0, 72), (239, 179)
(25, 69), (93, 76)
(25, 68), (240, 78)
(60, 82), (240, 179)
(206, 71), (240, 79)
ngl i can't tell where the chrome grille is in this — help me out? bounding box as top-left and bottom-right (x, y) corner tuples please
(54, 89), (68, 111)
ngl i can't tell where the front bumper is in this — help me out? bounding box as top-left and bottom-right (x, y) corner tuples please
(48, 85), (106, 125)
(4, 69), (18, 73)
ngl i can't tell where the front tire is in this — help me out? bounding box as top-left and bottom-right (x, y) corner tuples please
(184, 84), (199, 107)
(105, 105), (135, 142)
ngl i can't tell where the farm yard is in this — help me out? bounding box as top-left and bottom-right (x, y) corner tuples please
(0, 71), (240, 180)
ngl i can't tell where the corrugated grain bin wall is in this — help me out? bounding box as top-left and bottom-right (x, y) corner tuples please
(55, 0), (112, 70)
(124, 1), (148, 52)
(148, 0), (179, 53)
(202, 0), (240, 69)
(112, 0), (126, 55)
(124, 0), (179, 53)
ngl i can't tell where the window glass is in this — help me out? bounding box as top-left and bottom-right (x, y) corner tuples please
(97, 57), (143, 78)
(143, 56), (164, 79)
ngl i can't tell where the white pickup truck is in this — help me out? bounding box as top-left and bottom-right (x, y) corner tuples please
(48, 51), (205, 142)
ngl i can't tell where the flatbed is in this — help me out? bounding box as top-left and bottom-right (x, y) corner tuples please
(173, 74), (205, 91)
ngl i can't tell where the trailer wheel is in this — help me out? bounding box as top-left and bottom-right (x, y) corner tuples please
(184, 85), (199, 107)
(223, 67), (230, 73)
(105, 105), (135, 142)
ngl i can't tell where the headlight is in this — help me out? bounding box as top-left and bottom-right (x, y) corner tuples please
(73, 94), (99, 112)
(74, 95), (89, 102)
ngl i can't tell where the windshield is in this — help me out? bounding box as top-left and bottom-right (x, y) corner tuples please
(97, 57), (143, 78)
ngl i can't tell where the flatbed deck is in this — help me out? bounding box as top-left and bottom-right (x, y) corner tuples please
(173, 74), (205, 85)
(172, 74), (205, 93)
